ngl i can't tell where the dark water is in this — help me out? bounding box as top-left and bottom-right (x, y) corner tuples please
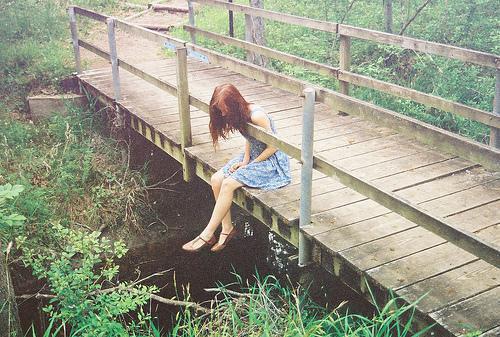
(15, 132), (371, 334)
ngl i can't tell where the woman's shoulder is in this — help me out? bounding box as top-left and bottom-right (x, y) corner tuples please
(249, 104), (265, 114)
(249, 104), (271, 129)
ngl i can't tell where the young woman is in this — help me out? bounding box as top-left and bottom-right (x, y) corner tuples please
(182, 84), (291, 253)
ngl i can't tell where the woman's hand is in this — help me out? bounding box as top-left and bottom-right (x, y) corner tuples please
(229, 162), (248, 173)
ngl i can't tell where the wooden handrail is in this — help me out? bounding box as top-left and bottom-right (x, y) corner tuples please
(185, 25), (500, 129)
(192, 0), (499, 69)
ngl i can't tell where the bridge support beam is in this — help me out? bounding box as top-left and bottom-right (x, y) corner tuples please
(176, 47), (195, 182)
(298, 87), (315, 267)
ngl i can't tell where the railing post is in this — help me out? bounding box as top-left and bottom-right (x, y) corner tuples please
(187, 0), (196, 44)
(106, 18), (121, 101)
(68, 6), (82, 74)
(489, 70), (500, 148)
(339, 35), (351, 96)
(299, 87), (315, 267)
(176, 47), (195, 182)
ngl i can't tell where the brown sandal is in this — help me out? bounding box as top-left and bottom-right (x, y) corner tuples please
(182, 235), (216, 253)
(211, 227), (237, 252)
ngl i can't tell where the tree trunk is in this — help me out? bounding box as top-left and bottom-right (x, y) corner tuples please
(384, 0), (393, 33)
(245, 0), (267, 67)
(0, 250), (22, 337)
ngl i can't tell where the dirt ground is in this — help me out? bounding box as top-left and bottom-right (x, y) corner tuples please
(80, 0), (189, 69)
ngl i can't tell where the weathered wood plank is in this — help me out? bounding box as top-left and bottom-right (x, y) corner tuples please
(396, 168), (499, 204)
(419, 179), (500, 216)
(429, 287), (500, 337)
(396, 260), (499, 314)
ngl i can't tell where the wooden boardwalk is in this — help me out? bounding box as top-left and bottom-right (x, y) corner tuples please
(77, 56), (500, 337)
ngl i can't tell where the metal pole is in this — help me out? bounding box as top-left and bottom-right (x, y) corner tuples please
(176, 47), (194, 182)
(68, 7), (82, 74)
(489, 70), (500, 148)
(187, 0), (196, 44)
(298, 87), (315, 267)
(228, 0), (234, 37)
(107, 18), (121, 101)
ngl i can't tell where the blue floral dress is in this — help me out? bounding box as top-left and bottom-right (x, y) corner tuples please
(221, 106), (291, 190)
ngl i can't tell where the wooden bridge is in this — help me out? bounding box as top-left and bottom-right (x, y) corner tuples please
(69, 1), (499, 336)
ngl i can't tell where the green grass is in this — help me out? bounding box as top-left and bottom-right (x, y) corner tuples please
(170, 274), (433, 337)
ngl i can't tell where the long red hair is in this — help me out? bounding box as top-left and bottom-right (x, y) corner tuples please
(209, 84), (251, 146)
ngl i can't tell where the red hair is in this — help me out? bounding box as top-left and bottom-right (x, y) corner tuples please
(209, 84), (251, 146)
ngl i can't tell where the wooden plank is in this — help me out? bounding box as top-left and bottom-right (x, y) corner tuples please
(396, 260), (500, 313)
(338, 70), (500, 128)
(332, 142), (425, 170)
(396, 167), (499, 204)
(191, 0), (338, 33)
(419, 179), (500, 216)
(373, 157), (476, 191)
(475, 224), (500, 245)
(341, 227), (446, 271)
(184, 25), (339, 78)
(429, 287), (500, 337)
(74, 6), (108, 22)
(318, 134), (404, 159)
(445, 200), (500, 232)
(314, 212), (416, 252)
(352, 150), (454, 181)
(338, 24), (498, 69)
(366, 242), (478, 290)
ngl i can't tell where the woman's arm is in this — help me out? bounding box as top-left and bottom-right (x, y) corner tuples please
(243, 140), (251, 164)
(230, 140), (251, 172)
(250, 111), (278, 163)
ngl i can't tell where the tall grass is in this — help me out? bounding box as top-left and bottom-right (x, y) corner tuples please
(170, 274), (432, 337)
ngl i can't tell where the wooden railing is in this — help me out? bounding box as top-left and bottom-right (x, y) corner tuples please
(69, 6), (499, 268)
(189, 0), (500, 146)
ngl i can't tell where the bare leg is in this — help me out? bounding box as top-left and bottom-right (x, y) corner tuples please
(182, 177), (243, 251)
(210, 170), (233, 233)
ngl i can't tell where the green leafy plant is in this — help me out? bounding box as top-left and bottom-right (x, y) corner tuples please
(0, 183), (26, 246)
(18, 223), (159, 337)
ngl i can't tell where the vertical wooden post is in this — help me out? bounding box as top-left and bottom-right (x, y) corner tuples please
(339, 35), (351, 96)
(228, 0), (234, 37)
(490, 70), (500, 148)
(107, 18), (121, 101)
(299, 87), (315, 267)
(176, 47), (195, 182)
(187, 0), (196, 44)
(68, 6), (82, 74)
